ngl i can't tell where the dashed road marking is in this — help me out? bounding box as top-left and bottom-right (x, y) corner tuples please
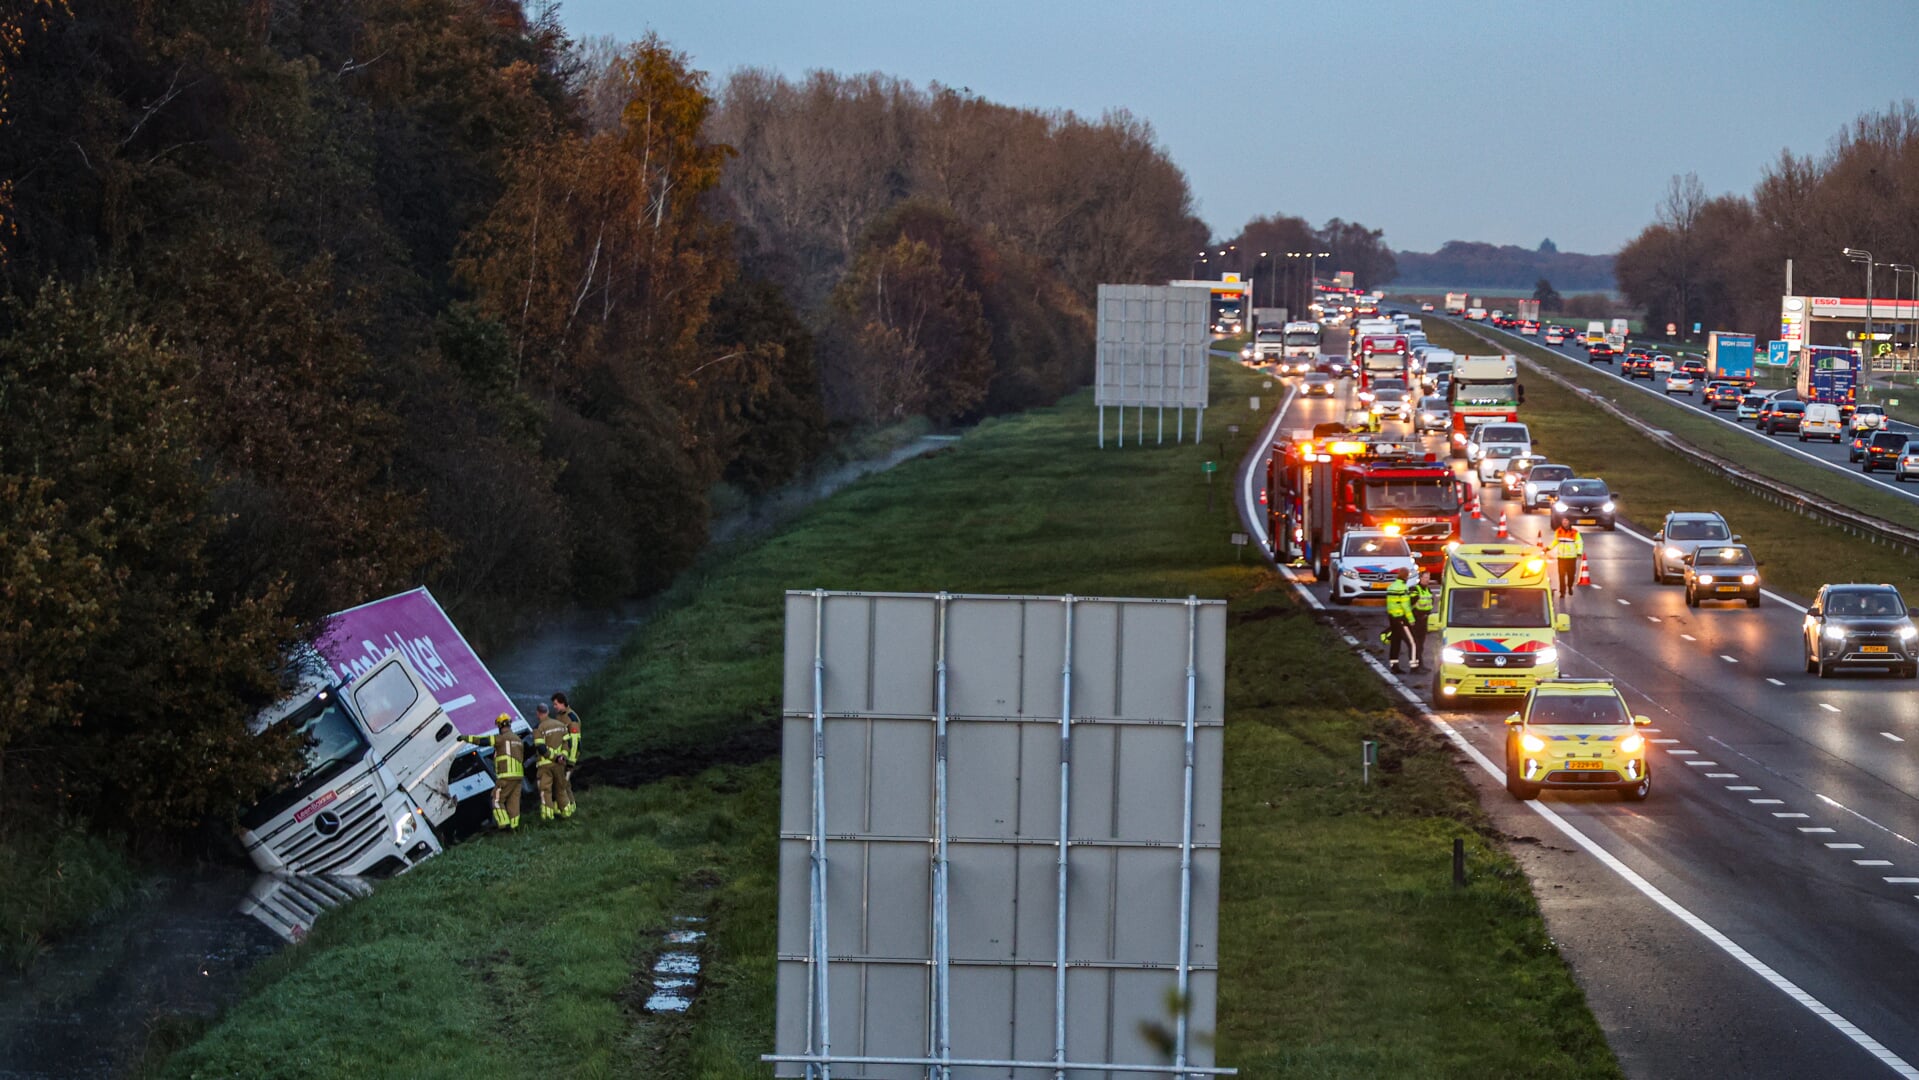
(1617, 598), (1631, 605)
(1827, 843), (1864, 850)
(1652, 738), (1680, 743)
(1750, 798), (1785, 805)
(1819, 704), (1841, 713)
(1886, 877), (1919, 884)
(1775, 813), (1811, 819)
(1884, 732), (1906, 743)
(1647, 616), (1662, 623)
(1681, 633), (1697, 641)
(1721, 655), (1739, 663)
(1855, 860), (1895, 867)
(1766, 678), (1786, 686)
(1727, 785), (1760, 791)
(1686, 761), (1719, 766)
(1707, 773), (1739, 778)
(1800, 827), (1837, 834)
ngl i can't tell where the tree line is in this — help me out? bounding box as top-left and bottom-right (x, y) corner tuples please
(1396, 239), (1616, 292)
(0, 2), (1204, 839)
(1615, 102), (1919, 339)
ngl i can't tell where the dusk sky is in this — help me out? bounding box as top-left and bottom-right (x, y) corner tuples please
(560, 1), (1919, 256)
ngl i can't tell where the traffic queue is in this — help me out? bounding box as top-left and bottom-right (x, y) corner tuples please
(1249, 302), (1919, 805)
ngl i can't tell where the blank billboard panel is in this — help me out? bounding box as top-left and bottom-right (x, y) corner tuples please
(774, 590), (1229, 1078)
(1095, 285), (1212, 409)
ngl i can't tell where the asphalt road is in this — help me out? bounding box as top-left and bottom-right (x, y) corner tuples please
(1448, 315), (1919, 507)
(1238, 365), (1919, 1079)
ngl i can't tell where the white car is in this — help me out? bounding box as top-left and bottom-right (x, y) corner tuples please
(1421, 302), (1435, 312)
(1651, 354), (1676, 374)
(1520, 463), (1575, 511)
(1416, 395), (1451, 433)
(1736, 393), (1767, 421)
(1897, 441), (1919, 482)
(1329, 530), (1420, 604)
(1372, 387), (1411, 423)
(1852, 404), (1888, 434)
(1664, 372), (1697, 396)
(1800, 402), (1845, 442)
(1471, 422), (1534, 484)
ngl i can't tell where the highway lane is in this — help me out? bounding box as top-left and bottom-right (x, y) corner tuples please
(1446, 315), (1919, 508)
(1242, 372), (1919, 1078)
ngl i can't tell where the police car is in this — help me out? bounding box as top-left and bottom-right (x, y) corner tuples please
(1328, 529), (1420, 604)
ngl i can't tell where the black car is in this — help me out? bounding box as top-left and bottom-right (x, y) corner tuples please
(1587, 342), (1616, 364)
(1682, 543), (1760, 608)
(1761, 400), (1804, 435)
(1862, 429), (1908, 472)
(1550, 478), (1616, 530)
(1804, 584), (1919, 678)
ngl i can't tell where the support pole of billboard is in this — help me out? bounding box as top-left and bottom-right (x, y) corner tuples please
(1158, 405), (1164, 445)
(1053, 597), (1077, 1080)
(1099, 405), (1105, 449)
(1174, 596), (1199, 1076)
(1197, 406), (1205, 443)
(931, 593), (953, 1079)
(807, 590), (832, 1080)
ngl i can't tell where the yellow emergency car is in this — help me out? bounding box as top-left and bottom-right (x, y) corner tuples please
(1429, 542), (1569, 702)
(1503, 679), (1653, 801)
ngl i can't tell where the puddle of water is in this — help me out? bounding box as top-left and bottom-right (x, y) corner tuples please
(664, 929), (705, 945)
(652, 952), (700, 976)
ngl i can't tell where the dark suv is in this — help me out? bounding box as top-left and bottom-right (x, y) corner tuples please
(1804, 584), (1919, 679)
(1587, 342), (1616, 364)
(1760, 400), (1805, 435)
(1862, 429), (1908, 472)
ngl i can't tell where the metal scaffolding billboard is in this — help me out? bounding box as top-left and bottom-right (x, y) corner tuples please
(1095, 284), (1212, 447)
(770, 590), (1232, 1079)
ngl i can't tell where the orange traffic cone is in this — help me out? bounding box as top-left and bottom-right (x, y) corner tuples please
(1577, 554), (1593, 587)
(1495, 512), (1509, 539)
(1469, 496), (1482, 521)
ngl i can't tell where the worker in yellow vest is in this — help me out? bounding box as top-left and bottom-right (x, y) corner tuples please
(1551, 522), (1584, 599)
(459, 713), (525, 830)
(532, 704), (570, 822)
(1410, 571), (1436, 671)
(1382, 568), (1418, 672)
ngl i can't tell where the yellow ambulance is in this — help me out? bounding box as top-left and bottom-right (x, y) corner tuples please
(1429, 542), (1570, 702)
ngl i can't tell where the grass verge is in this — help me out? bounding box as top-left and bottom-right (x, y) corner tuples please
(161, 362), (1619, 1078)
(1428, 319), (1919, 536)
(1424, 319), (1919, 601)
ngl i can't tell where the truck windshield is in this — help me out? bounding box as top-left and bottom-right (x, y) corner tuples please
(1285, 332), (1319, 346)
(1456, 381), (1518, 406)
(1362, 479), (1460, 512)
(1256, 329), (1284, 340)
(1447, 587), (1551, 628)
(238, 696), (370, 830)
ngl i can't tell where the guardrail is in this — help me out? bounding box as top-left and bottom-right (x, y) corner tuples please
(1450, 319), (1919, 557)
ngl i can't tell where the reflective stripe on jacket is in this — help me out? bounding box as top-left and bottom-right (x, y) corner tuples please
(1384, 581), (1412, 619)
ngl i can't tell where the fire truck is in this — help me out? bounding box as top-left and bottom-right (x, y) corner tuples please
(1266, 431), (1469, 576)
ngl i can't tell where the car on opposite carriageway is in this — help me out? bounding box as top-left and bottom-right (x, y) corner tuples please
(1550, 478), (1616, 530)
(1652, 511), (1733, 583)
(1503, 679), (1653, 802)
(1804, 583), (1919, 679)
(1682, 543), (1761, 608)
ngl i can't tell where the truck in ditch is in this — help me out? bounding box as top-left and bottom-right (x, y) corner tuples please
(238, 588), (522, 881)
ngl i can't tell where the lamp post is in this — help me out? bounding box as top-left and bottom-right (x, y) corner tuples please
(1259, 251), (1275, 308)
(1190, 250), (1207, 279)
(1891, 264), (1916, 375)
(1844, 247), (1874, 370)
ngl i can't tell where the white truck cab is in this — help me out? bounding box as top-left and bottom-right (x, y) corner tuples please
(1471, 422), (1535, 484)
(238, 652), (491, 879)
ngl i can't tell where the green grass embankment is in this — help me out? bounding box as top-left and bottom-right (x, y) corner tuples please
(163, 360), (1619, 1078)
(0, 821), (144, 972)
(1425, 319), (1919, 600)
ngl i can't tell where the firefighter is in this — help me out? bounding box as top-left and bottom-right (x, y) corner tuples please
(459, 713), (525, 831)
(1381, 568), (1419, 672)
(1410, 570), (1436, 671)
(552, 692), (580, 819)
(1551, 521), (1584, 599)
(532, 703), (571, 821)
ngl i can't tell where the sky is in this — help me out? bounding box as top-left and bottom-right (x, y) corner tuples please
(559, 0), (1919, 256)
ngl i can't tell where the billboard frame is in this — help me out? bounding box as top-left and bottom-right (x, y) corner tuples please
(768, 589), (1235, 1080)
(1096, 284), (1213, 448)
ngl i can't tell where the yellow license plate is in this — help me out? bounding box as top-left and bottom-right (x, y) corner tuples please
(1577, 518), (1598, 525)
(1368, 582), (1387, 590)
(1486, 679), (1520, 688)
(1565, 760), (1604, 770)
(1863, 645), (1890, 653)
(1716, 585), (1741, 592)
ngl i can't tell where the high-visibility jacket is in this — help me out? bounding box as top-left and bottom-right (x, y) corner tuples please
(1411, 583), (1435, 613)
(460, 731), (525, 780)
(534, 716), (568, 766)
(1552, 529), (1583, 560)
(565, 721), (581, 764)
(1384, 579), (1413, 619)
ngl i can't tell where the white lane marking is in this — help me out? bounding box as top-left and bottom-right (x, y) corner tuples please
(1800, 827), (1837, 834)
(1685, 761), (1720, 766)
(1775, 813), (1811, 819)
(1651, 738), (1681, 744)
(1767, 678), (1786, 686)
(1750, 798), (1785, 805)
(1855, 860), (1895, 867)
(1647, 616), (1662, 623)
(1617, 597), (1631, 605)
(1727, 785), (1761, 791)
(1884, 732), (1906, 743)
(1819, 704), (1841, 713)
(1707, 773), (1740, 778)
(1721, 655), (1740, 663)
(1886, 877), (1919, 884)
(1815, 794), (1919, 849)
(1826, 843), (1865, 850)
(1681, 633), (1698, 641)
(1246, 377), (1919, 1080)
(1668, 748), (1698, 755)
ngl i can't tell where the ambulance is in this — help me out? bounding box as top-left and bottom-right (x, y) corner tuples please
(1429, 542), (1570, 702)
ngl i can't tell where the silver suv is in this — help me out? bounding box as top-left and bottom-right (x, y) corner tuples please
(1653, 511), (1734, 584)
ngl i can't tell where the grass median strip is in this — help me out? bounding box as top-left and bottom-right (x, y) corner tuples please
(1424, 320), (1919, 599)
(162, 360), (1619, 1078)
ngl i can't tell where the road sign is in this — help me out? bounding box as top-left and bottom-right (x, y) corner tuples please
(1693, 322), (1702, 334)
(1666, 322), (1677, 336)
(1201, 461), (1219, 474)
(1249, 396), (1260, 411)
(1766, 340), (1790, 366)
(1230, 532), (1248, 546)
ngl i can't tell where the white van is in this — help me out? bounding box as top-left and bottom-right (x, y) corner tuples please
(1800, 403), (1845, 443)
(1471, 422), (1534, 483)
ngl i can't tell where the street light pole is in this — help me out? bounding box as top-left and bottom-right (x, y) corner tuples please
(1845, 247), (1874, 369)
(1891, 264), (1916, 377)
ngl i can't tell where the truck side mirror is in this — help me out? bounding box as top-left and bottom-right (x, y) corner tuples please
(1633, 715), (1652, 727)
(1555, 614), (1571, 632)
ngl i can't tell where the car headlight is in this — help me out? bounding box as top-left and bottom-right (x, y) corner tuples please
(1525, 483), (1537, 495)
(1535, 646), (1558, 666)
(1619, 733), (1645, 754)
(1825, 624), (1848, 641)
(1601, 501), (1615, 512)
(1340, 567), (1359, 578)
(1663, 546), (1683, 560)
(1520, 732), (1546, 753)
(1441, 647), (1465, 664)
(1741, 574), (1756, 585)
(1699, 574), (1715, 584)
(1902, 626), (1918, 641)
(1453, 432), (1467, 444)
(1554, 501), (1569, 513)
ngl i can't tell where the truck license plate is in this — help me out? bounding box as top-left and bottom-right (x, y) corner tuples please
(1566, 760), (1604, 770)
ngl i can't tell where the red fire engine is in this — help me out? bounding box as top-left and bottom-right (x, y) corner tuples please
(1266, 431), (1468, 576)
